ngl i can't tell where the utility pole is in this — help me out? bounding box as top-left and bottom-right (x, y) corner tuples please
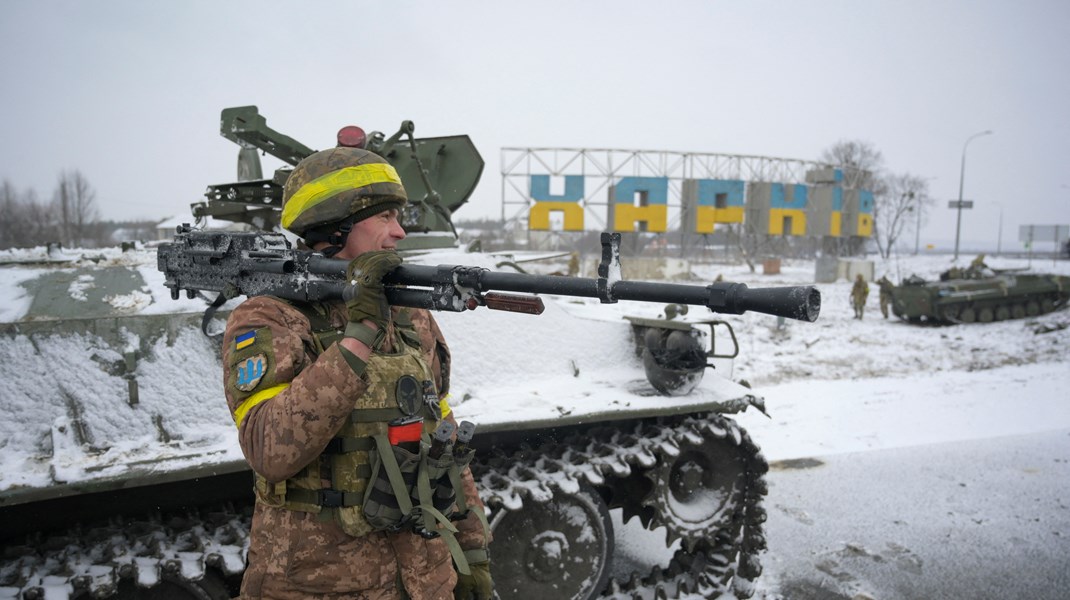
(953, 130), (993, 261)
(993, 201), (1003, 257)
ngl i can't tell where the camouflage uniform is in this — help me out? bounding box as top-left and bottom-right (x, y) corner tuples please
(850, 275), (869, 319)
(877, 276), (894, 319)
(966, 254), (989, 279)
(223, 297), (488, 600)
(566, 252), (580, 277)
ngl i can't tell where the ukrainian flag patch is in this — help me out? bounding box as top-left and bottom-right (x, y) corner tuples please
(235, 330), (256, 350)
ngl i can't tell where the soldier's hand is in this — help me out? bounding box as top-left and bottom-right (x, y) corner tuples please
(454, 561), (493, 600)
(343, 250), (402, 330)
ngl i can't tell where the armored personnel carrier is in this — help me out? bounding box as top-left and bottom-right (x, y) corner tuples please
(0, 107), (818, 599)
(890, 265), (1070, 324)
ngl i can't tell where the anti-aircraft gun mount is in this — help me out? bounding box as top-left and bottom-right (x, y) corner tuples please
(193, 105), (483, 250)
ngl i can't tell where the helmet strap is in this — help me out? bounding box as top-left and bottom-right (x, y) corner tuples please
(305, 221), (353, 258)
(300, 199), (402, 257)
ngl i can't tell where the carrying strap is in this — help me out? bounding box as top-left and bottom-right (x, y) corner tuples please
(202, 291), (231, 338)
(447, 461), (491, 543)
(372, 434), (415, 517)
(416, 453), (469, 576)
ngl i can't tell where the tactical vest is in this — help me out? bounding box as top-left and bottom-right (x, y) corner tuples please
(252, 301), (478, 571)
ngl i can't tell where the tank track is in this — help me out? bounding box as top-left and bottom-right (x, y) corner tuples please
(0, 508), (249, 599)
(472, 412), (768, 599)
(939, 292), (1068, 325)
(1, 413), (767, 600)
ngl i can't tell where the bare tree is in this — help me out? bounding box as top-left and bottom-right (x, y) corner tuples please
(0, 181), (62, 249)
(820, 140), (886, 191)
(819, 140), (891, 256)
(873, 173), (931, 258)
(25, 188), (61, 247)
(0, 180), (21, 249)
(733, 221), (779, 272)
(54, 170), (99, 247)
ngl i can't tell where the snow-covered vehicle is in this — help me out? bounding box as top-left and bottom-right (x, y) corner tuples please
(0, 108), (819, 599)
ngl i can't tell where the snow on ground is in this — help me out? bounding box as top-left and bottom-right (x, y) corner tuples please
(512, 250), (1070, 598)
(2, 244), (1068, 596)
(609, 252), (1070, 599)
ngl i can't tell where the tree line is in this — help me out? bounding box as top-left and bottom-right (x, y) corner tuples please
(0, 171), (157, 250)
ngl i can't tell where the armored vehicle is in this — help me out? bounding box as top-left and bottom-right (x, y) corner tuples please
(0, 107), (815, 599)
(890, 266), (1070, 323)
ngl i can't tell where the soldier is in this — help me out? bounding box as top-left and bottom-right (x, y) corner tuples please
(850, 273), (869, 319)
(967, 253), (989, 278)
(877, 275), (894, 319)
(222, 147), (492, 600)
(567, 251), (580, 277)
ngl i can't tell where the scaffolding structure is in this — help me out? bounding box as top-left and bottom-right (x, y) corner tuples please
(500, 147), (830, 230)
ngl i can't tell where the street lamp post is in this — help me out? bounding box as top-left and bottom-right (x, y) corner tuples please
(953, 130), (994, 261)
(992, 201), (1003, 257)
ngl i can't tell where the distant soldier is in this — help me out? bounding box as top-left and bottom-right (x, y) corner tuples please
(967, 253), (989, 278)
(877, 275), (894, 319)
(850, 274), (869, 319)
(567, 251), (580, 277)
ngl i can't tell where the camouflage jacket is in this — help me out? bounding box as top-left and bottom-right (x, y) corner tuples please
(877, 277), (894, 298)
(222, 297), (489, 600)
(850, 279), (870, 303)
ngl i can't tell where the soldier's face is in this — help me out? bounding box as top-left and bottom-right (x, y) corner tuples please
(337, 208), (406, 259)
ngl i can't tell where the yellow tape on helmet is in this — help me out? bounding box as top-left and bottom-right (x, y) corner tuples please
(282, 163), (402, 229)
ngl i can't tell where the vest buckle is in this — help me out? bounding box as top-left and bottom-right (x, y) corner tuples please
(318, 489), (345, 507)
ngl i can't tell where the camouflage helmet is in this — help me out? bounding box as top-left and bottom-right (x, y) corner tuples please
(281, 147), (407, 238)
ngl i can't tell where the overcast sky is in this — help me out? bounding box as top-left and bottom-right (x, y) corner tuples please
(2, 0), (1068, 250)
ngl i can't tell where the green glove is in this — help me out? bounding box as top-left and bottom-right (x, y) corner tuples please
(454, 561), (493, 600)
(343, 250), (402, 331)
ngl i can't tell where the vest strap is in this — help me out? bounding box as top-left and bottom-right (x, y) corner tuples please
(415, 453), (469, 576)
(372, 434), (415, 517)
(345, 321), (387, 350)
(285, 487), (364, 508)
(323, 437), (376, 454)
(351, 407), (407, 423)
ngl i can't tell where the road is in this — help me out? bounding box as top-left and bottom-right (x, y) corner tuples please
(615, 429), (1070, 599)
(753, 429), (1070, 599)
